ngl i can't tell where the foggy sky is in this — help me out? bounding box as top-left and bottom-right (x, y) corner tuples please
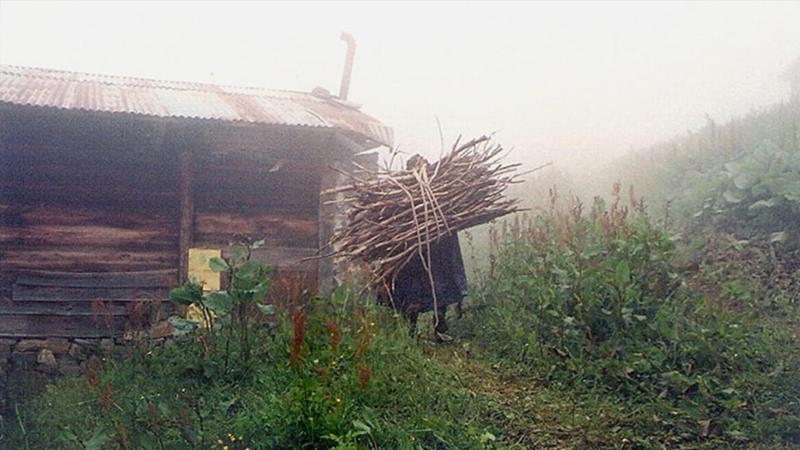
(1, 1), (799, 170)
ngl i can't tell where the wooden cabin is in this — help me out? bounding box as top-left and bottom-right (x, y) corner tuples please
(0, 65), (392, 338)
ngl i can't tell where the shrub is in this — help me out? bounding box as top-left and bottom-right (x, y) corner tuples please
(168, 239), (275, 377)
(9, 288), (498, 449)
(460, 187), (800, 446)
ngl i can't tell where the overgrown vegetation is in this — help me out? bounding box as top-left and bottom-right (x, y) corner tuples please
(5, 102), (800, 449)
(167, 240), (276, 377)
(6, 282), (498, 449)
(458, 187), (800, 448)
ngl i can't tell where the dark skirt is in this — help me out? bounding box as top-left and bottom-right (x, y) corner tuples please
(388, 234), (467, 314)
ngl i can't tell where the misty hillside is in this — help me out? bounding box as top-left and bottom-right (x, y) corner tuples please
(590, 101), (800, 244)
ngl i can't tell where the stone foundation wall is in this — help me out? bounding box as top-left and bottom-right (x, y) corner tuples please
(0, 337), (128, 411)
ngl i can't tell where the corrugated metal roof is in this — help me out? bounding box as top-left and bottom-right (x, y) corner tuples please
(0, 65), (393, 147)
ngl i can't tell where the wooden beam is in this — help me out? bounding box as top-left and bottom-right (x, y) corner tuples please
(178, 151), (194, 283)
(0, 110), (7, 146)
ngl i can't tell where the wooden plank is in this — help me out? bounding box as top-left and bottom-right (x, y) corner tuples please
(0, 301), (129, 316)
(0, 182), (178, 210)
(267, 267), (319, 306)
(221, 245), (317, 262)
(0, 224), (177, 249)
(0, 272), (14, 288)
(178, 151), (194, 284)
(195, 190), (320, 212)
(194, 212), (317, 248)
(232, 246), (318, 272)
(0, 163), (178, 191)
(0, 314), (127, 338)
(1, 249), (178, 272)
(193, 166), (321, 214)
(15, 270), (177, 288)
(0, 204), (178, 228)
(12, 285), (168, 302)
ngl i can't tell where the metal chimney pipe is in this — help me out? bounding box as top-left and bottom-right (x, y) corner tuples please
(339, 32), (356, 100)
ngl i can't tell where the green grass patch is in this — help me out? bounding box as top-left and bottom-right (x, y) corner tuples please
(457, 192), (800, 448)
(5, 298), (500, 449)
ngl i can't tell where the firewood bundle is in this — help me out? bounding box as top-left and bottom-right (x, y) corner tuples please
(323, 136), (529, 291)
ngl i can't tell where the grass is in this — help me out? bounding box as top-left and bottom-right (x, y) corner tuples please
(3, 298), (503, 450)
(452, 190), (800, 449)
(3, 191), (800, 449)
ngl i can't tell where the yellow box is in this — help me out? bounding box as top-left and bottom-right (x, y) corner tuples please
(187, 248), (222, 291)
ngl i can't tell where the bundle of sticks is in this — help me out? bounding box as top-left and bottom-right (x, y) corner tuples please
(323, 135), (530, 292)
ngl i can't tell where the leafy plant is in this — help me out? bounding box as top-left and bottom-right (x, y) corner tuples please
(8, 292), (497, 449)
(168, 239), (274, 375)
(459, 188), (800, 447)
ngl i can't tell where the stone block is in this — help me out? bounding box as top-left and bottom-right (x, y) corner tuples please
(36, 349), (59, 374)
(16, 338), (70, 354)
(68, 343), (88, 361)
(73, 338), (100, 350)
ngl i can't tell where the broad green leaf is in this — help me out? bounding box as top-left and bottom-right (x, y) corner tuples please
(209, 257), (229, 273)
(203, 291), (233, 316)
(237, 260), (263, 278)
(251, 282), (271, 302)
(167, 316), (199, 336)
(169, 282), (202, 306)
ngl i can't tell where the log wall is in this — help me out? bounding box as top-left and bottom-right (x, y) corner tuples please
(193, 153), (321, 300)
(0, 110), (180, 336)
(0, 108), (340, 337)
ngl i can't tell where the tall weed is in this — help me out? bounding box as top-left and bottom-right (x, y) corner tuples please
(461, 186), (800, 446)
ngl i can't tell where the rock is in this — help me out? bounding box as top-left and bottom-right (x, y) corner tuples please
(15, 339), (47, 352)
(73, 338), (100, 350)
(68, 343), (88, 361)
(36, 349), (59, 373)
(16, 339), (70, 354)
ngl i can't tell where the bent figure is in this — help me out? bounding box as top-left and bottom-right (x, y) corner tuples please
(389, 233), (468, 336)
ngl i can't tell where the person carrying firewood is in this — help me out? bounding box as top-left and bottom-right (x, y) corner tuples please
(388, 155), (468, 338)
(324, 137), (523, 338)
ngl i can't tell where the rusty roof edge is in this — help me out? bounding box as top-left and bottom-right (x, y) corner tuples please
(0, 99), (394, 148)
(0, 64), (320, 100)
(0, 64), (394, 148)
